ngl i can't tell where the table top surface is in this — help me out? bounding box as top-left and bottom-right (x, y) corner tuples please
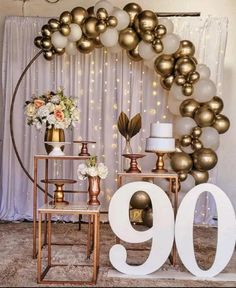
(41, 179), (77, 184)
(117, 170), (178, 177)
(34, 155), (91, 160)
(38, 203), (100, 213)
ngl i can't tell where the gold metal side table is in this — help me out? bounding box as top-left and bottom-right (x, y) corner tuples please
(117, 170), (179, 266)
(37, 203), (100, 285)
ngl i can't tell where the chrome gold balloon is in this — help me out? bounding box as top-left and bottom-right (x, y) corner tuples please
(83, 17), (99, 38)
(178, 171), (188, 182)
(118, 28), (139, 50)
(142, 208), (153, 228)
(212, 114), (230, 134)
(53, 47), (65, 55)
(130, 191), (151, 209)
(123, 2), (142, 26)
(140, 31), (154, 43)
(87, 6), (95, 17)
(43, 50), (54, 61)
(182, 83), (194, 96)
(41, 24), (52, 37)
(76, 36), (95, 53)
(160, 74), (174, 90)
(96, 8), (108, 21)
(206, 96), (224, 115)
(34, 36), (43, 49)
(191, 126), (202, 138)
(60, 23), (71, 36)
(155, 24), (166, 38)
(71, 7), (88, 25)
(154, 54), (175, 77)
(170, 152), (193, 173)
(179, 99), (200, 118)
(93, 36), (103, 48)
(96, 20), (107, 33)
(152, 39), (163, 54)
(107, 16), (118, 28)
(48, 18), (60, 32)
(192, 148), (218, 171)
(174, 40), (195, 59)
(191, 139), (203, 151)
(194, 106), (216, 127)
(41, 37), (52, 51)
(134, 10), (158, 32)
(127, 46), (142, 62)
(188, 71), (200, 84)
(190, 169), (209, 184)
(60, 11), (72, 25)
(175, 74), (187, 86)
(180, 135), (192, 147)
(175, 56), (196, 76)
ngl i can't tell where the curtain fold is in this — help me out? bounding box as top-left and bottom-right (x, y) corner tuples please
(0, 16), (228, 223)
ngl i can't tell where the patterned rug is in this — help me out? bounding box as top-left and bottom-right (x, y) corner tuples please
(0, 222), (235, 287)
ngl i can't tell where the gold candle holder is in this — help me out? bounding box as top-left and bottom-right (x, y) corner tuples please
(122, 154), (146, 173)
(73, 140), (96, 156)
(152, 152), (167, 173)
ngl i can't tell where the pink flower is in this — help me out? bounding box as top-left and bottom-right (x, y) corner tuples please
(34, 99), (45, 108)
(54, 109), (64, 121)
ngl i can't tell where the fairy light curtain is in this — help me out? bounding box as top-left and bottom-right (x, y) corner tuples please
(0, 16), (228, 224)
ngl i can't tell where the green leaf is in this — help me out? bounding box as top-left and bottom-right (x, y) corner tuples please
(127, 113), (142, 139)
(117, 112), (129, 139)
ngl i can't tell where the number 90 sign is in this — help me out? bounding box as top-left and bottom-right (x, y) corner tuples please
(108, 182), (236, 278)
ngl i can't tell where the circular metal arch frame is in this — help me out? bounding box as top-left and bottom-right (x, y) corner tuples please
(9, 49), (53, 198)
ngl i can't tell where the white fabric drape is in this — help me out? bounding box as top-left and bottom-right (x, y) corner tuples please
(0, 16), (228, 223)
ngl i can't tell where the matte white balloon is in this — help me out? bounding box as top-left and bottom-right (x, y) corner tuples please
(100, 28), (119, 47)
(138, 41), (157, 60)
(158, 18), (174, 33)
(143, 57), (156, 70)
(155, 178), (169, 192)
(162, 33), (181, 54)
(109, 43), (122, 53)
(180, 174), (195, 193)
(67, 23), (82, 42)
(181, 145), (194, 154)
(193, 78), (216, 102)
(94, 0), (114, 14)
(174, 116), (196, 137)
(51, 31), (68, 48)
(65, 41), (77, 55)
(167, 92), (182, 116)
(196, 64), (211, 79)
(200, 127), (220, 151)
(170, 83), (186, 101)
(112, 8), (130, 31)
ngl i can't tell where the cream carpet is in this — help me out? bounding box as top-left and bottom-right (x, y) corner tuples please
(0, 221), (235, 287)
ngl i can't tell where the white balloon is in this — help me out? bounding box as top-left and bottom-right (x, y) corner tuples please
(138, 41), (156, 60)
(196, 64), (211, 79)
(94, 0), (113, 14)
(174, 116), (196, 137)
(155, 178), (169, 192)
(181, 145), (194, 154)
(193, 79), (216, 102)
(65, 41), (77, 56)
(162, 33), (181, 54)
(51, 31), (68, 49)
(112, 8), (130, 31)
(100, 28), (119, 47)
(158, 18), (174, 33)
(67, 24), (82, 42)
(170, 83), (186, 101)
(109, 43), (122, 54)
(200, 127), (220, 151)
(143, 57), (156, 70)
(180, 174), (195, 193)
(167, 93), (182, 116)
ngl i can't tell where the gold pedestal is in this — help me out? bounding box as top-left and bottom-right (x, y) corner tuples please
(152, 152), (167, 173)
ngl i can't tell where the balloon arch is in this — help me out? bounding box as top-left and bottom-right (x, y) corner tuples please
(11, 0), (230, 195)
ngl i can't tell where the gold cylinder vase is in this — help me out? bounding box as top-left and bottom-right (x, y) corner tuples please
(44, 125), (65, 154)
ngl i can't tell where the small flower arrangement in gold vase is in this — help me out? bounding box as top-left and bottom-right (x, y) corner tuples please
(77, 156), (108, 206)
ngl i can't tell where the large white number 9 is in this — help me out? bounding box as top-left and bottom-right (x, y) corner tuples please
(175, 183), (236, 277)
(108, 181), (175, 275)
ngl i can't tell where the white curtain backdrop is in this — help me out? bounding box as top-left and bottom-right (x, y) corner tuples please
(0, 16), (228, 224)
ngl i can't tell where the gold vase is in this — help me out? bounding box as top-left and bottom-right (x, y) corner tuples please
(87, 176), (101, 206)
(44, 125), (65, 154)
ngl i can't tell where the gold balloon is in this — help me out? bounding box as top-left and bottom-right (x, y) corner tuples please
(193, 148), (218, 172)
(118, 28), (139, 51)
(76, 36), (95, 53)
(41, 37), (52, 51)
(182, 83), (194, 96)
(154, 54), (175, 77)
(134, 10), (158, 32)
(175, 56), (196, 76)
(130, 191), (151, 209)
(194, 106), (216, 127)
(191, 126), (202, 138)
(107, 16), (118, 28)
(191, 139), (203, 151)
(174, 40), (195, 59)
(178, 171), (188, 182)
(160, 74), (174, 90)
(60, 11), (72, 25)
(190, 169), (209, 185)
(96, 20), (107, 33)
(87, 6), (95, 17)
(142, 208), (153, 228)
(140, 31), (154, 43)
(34, 36), (43, 49)
(60, 23), (71, 36)
(206, 96), (224, 115)
(127, 46), (142, 62)
(53, 47), (65, 55)
(170, 152), (193, 173)
(179, 99), (200, 118)
(180, 135), (192, 147)
(152, 39), (163, 54)
(155, 24), (166, 38)
(83, 17), (99, 39)
(175, 75), (187, 86)
(93, 36), (103, 48)
(43, 50), (54, 61)
(188, 71), (200, 84)
(212, 114), (230, 134)
(123, 2), (142, 26)
(41, 24), (52, 37)
(96, 8), (108, 21)
(48, 18), (60, 32)
(71, 7), (88, 25)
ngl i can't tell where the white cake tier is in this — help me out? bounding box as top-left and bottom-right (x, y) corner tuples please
(150, 122), (173, 138)
(146, 137), (176, 152)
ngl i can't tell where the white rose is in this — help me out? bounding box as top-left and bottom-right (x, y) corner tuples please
(46, 102), (55, 113)
(25, 103), (36, 117)
(37, 105), (50, 118)
(35, 120), (42, 130)
(87, 166), (98, 177)
(98, 163), (108, 179)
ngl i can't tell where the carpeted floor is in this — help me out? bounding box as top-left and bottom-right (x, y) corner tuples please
(0, 221), (235, 287)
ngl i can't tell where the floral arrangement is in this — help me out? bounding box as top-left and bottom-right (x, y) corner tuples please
(77, 156), (108, 180)
(24, 88), (80, 130)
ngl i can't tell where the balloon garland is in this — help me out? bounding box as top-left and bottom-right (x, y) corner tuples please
(33, 0), (230, 191)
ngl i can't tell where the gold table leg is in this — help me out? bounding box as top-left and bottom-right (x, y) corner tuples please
(33, 157), (38, 259)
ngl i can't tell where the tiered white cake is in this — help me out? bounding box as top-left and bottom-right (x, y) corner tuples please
(146, 122), (175, 152)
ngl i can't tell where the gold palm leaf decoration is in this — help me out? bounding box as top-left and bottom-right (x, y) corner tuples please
(117, 112), (142, 141)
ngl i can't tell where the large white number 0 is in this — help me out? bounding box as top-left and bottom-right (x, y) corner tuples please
(108, 181), (175, 275)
